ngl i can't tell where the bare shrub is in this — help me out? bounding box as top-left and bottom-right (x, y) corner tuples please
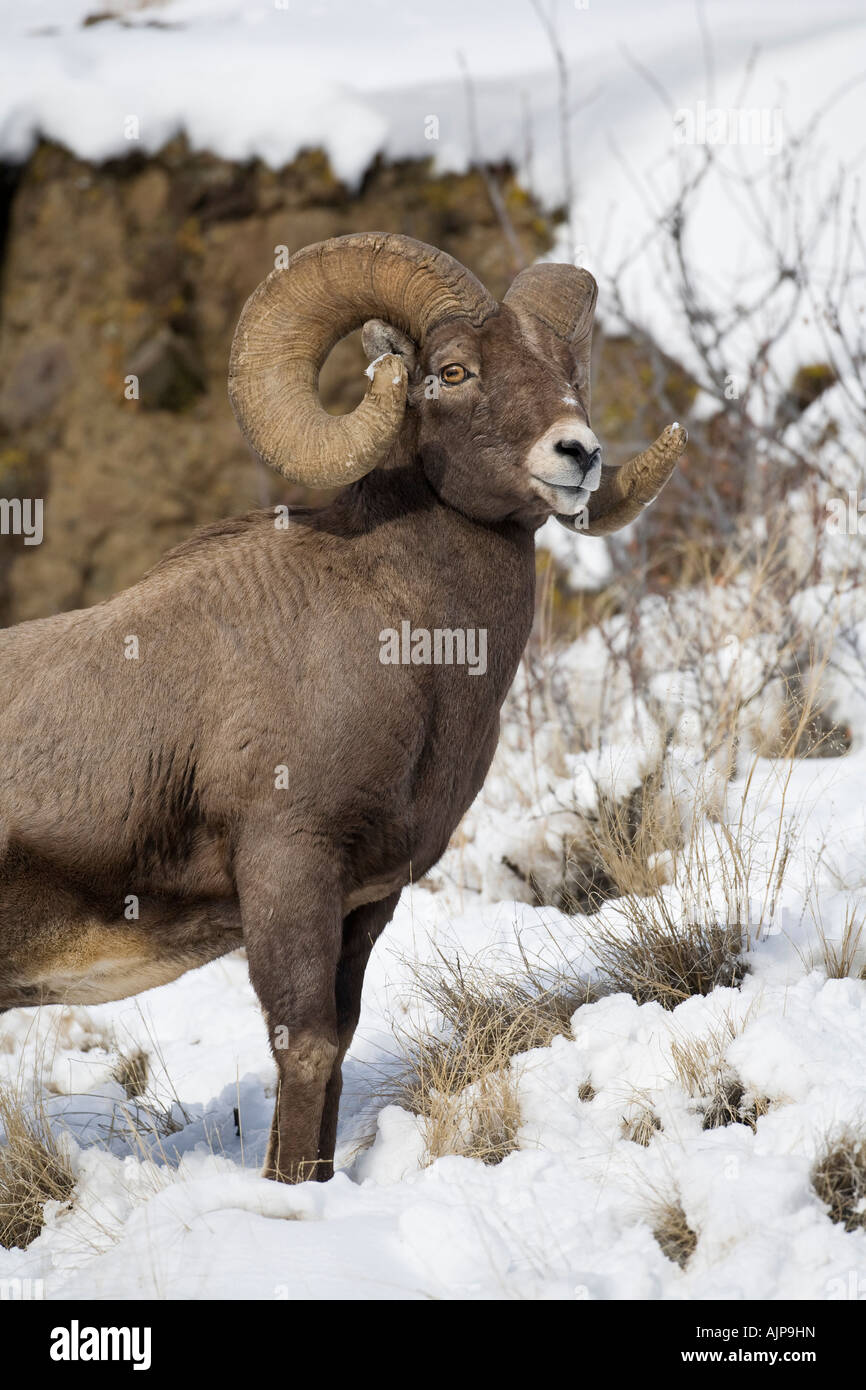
(605, 52), (866, 561)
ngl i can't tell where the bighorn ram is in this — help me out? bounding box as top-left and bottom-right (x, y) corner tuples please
(0, 234), (685, 1181)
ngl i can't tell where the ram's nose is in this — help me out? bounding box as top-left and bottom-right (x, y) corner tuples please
(556, 438), (602, 491)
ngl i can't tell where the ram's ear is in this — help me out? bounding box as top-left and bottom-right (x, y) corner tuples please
(362, 319), (418, 375)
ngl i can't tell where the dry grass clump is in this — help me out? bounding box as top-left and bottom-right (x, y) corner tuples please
(816, 905), (866, 981)
(793, 899), (866, 981)
(622, 1102), (662, 1146)
(100, 1020), (191, 1147)
(385, 956), (595, 1165)
(583, 790), (797, 1008)
(100, 1070), (187, 1151)
(503, 765), (681, 919)
(670, 1022), (770, 1131)
(0, 1084), (75, 1250)
(701, 1079), (769, 1132)
(412, 956), (596, 1068)
(559, 772), (681, 916)
(812, 1134), (866, 1232)
(751, 665), (852, 762)
(652, 1198), (698, 1269)
(102, 1088), (187, 1148)
(111, 1046), (149, 1100)
(592, 911), (745, 1010)
(423, 1068), (521, 1167)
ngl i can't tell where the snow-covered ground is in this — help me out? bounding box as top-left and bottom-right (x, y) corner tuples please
(1, 0), (866, 1301)
(2, 752), (866, 1298)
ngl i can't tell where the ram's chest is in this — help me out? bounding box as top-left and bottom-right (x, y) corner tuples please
(342, 726), (500, 914)
(347, 671), (506, 906)
(391, 585), (532, 882)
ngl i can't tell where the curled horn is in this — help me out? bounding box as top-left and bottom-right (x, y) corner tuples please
(582, 424), (688, 535)
(504, 262), (597, 407)
(229, 233), (497, 487)
(554, 424), (689, 535)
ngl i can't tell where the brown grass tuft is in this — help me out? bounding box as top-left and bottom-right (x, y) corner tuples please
(112, 1046), (150, 1100)
(670, 1022), (770, 1130)
(751, 668), (852, 761)
(384, 955), (595, 1165)
(818, 906), (866, 981)
(593, 913), (745, 1010)
(0, 1084), (75, 1250)
(652, 1198), (698, 1269)
(812, 1134), (866, 1232)
(567, 771), (682, 914)
(622, 1102), (662, 1146)
(579, 775), (800, 1010)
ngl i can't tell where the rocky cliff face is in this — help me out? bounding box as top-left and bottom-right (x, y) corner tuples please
(0, 140), (553, 624)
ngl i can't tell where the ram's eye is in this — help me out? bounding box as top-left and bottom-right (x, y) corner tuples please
(439, 363), (469, 385)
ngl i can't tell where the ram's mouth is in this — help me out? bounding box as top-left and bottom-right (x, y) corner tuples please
(532, 479), (591, 510)
(531, 466), (599, 516)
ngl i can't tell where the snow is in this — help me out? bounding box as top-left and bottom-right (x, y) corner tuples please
(537, 516), (614, 591)
(3, 911), (866, 1299)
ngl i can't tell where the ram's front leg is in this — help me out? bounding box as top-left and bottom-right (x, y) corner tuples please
(236, 829), (342, 1183)
(316, 890), (401, 1180)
